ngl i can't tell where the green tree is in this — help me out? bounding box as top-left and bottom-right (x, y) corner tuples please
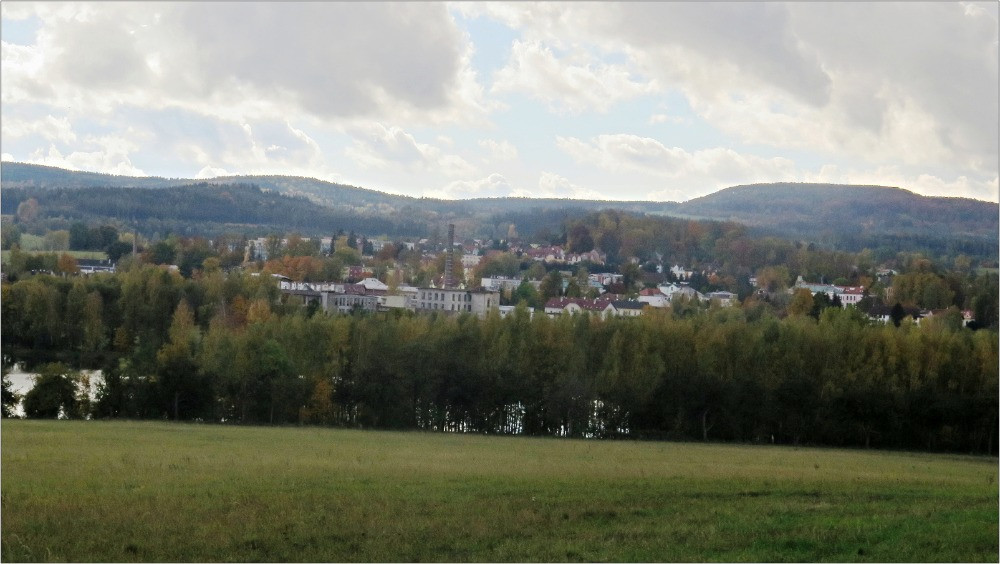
(69, 222), (91, 250)
(2, 366), (21, 418)
(539, 271), (563, 301)
(890, 302), (907, 327)
(155, 300), (205, 420)
(567, 223), (594, 253)
(2, 222), (22, 250)
(43, 230), (70, 251)
(512, 279), (542, 309)
(23, 363), (78, 419)
(565, 279), (582, 298)
(788, 289), (814, 317)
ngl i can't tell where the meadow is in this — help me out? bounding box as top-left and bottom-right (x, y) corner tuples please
(1, 420), (996, 562)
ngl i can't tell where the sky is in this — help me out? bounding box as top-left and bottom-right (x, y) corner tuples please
(1, 2), (997, 203)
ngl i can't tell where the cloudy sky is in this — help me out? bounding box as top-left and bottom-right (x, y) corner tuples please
(2, 2), (997, 202)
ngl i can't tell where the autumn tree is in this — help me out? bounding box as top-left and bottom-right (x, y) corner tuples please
(155, 300), (207, 420)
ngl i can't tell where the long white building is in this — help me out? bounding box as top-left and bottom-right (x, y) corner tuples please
(416, 288), (500, 317)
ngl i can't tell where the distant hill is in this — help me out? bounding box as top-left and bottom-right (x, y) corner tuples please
(3, 162), (996, 259)
(676, 183), (998, 256)
(0, 161), (668, 217)
(0, 162), (185, 189)
(0, 183), (426, 239)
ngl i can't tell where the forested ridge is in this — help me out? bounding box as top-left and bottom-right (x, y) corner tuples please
(1, 184), (427, 239)
(681, 183), (998, 258)
(4, 162), (997, 263)
(3, 264), (995, 453)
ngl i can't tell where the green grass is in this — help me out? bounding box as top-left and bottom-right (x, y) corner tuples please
(1, 249), (107, 262)
(11, 233), (110, 257)
(2, 420), (996, 562)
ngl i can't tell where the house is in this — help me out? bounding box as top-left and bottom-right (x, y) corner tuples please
(705, 291), (737, 307)
(544, 297), (608, 317)
(543, 297), (645, 318)
(875, 268), (898, 284)
(344, 265), (373, 281)
(866, 303), (922, 324)
(481, 277), (532, 293)
(792, 276), (866, 307)
(921, 308), (977, 328)
(524, 245), (565, 263)
(838, 286), (865, 306)
(670, 265), (692, 280)
(586, 279), (607, 294)
(793, 276), (840, 298)
(565, 250), (606, 265)
(498, 305), (535, 319)
(659, 283), (703, 302)
(637, 287), (669, 308)
(608, 300), (646, 317)
(589, 273), (623, 287)
(461, 254), (482, 268)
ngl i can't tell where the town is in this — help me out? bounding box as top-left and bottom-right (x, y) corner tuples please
(237, 221), (976, 328)
(6, 220), (979, 328)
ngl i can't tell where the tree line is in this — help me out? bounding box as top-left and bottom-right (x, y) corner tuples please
(2, 264), (995, 454)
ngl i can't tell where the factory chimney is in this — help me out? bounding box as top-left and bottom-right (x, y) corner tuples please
(445, 223), (455, 289)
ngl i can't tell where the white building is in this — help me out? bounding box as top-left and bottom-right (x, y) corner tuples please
(416, 288), (500, 317)
(462, 254), (482, 268)
(670, 265), (692, 280)
(481, 277), (535, 292)
(838, 287), (865, 306)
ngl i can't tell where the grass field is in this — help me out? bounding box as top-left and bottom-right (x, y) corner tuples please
(1, 421), (996, 562)
(1, 249), (108, 262)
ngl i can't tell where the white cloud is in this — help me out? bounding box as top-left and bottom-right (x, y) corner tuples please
(2, 114), (76, 144)
(478, 138), (518, 162)
(491, 39), (657, 114)
(427, 172), (514, 199)
(2, 3), (488, 126)
(195, 165), (229, 179)
(2, 2), (995, 204)
(558, 134), (796, 179)
(472, 2), (998, 185)
(558, 134), (801, 200)
(510, 172), (606, 200)
(648, 114), (687, 126)
(346, 122), (476, 177)
(24, 134), (145, 176)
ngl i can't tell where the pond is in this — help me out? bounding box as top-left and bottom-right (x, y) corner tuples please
(4, 364), (103, 418)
